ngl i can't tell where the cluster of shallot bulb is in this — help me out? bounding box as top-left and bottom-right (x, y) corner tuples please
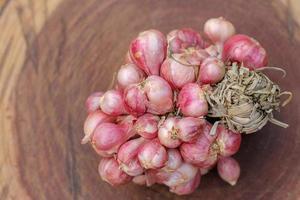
(83, 17), (268, 195)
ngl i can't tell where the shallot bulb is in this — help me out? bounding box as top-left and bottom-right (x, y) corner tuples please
(217, 156), (240, 186)
(222, 34), (268, 69)
(144, 75), (174, 115)
(158, 117), (181, 148)
(98, 158), (131, 186)
(216, 125), (241, 157)
(130, 29), (167, 75)
(177, 83), (208, 117)
(117, 137), (146, 176)
(177, 117), (205, 143)
(204, 17), (236, 46)
(170, 171), (201, 195)
(82, 110), (115, 144)
(134, 113), (160, 139)
(100, 90), (127, 116)
(160, 58), (197, 89)
(198, 57), (225, 84)
(123, 84), (147, 116)
(163, 163), (199, 187)
(85, 92), (103, 113)
(167, 28), (205, 54)
(180, 133), (212, 166)
(116, 115), (137, 138)
(117, 63), (145, 89)
(91, 123), (128, 156)
(163, 149), (183, 172)
(138, 139), (167, 169)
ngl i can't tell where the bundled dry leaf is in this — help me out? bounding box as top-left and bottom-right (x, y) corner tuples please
(206, 64), (292, 134)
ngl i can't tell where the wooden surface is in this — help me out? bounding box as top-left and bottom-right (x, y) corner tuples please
(1, 0), (300, 199)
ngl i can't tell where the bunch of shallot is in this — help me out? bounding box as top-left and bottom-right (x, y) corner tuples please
(82, 17), (291, 195)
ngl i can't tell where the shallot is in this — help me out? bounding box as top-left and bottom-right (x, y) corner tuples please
(85, 92), (103, 113)
(198, 57), (225, 84)
(222, 34), (268, 69)
(100, 90), (127, 116)
(216, 125), (241, 157)
(130, 30), (167, 75)
(98, 158), (131, 186)
(82, 110), (115, 144)
(117, 137), (146, 176)
(134, 113), (160, 139)
(177, 83), (208, 117)
(217, 156), (240, 186)
(158, 117), (181, 148)
(117, 63), (145, 89)
(138, 139), (167, 169)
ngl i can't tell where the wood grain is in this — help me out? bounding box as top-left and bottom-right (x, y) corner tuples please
(1, 0), (300, 199)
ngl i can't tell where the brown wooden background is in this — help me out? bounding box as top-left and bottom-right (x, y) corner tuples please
(1, 0), (300, 199)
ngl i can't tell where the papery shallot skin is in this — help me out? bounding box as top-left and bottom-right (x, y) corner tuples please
(98, 158), (132, 186)
(163, 162), (199, 187)
(130, 29), (167, 75)
(177, 117), (205, 143)
(123, 84), (147, 116)
(82, 110), (115, 144)
(204, 17), (236, 44)
(170, 171), (201, 195)
(222, 34), (268, 69)
(91, 123), (128, 156)
(180, 133), (212, 165)
(167, 28), (205, 54)
(158, 117), (181, 148)
(138, 139), (168, 169)
(160, 58), (197, 89)
(100, 90), (127, 116)
(134, 113), (160, 139)
(144, 75), (174, 115)
(217, 156), (240, 186)
(117, 137), (146, 176)
(163, 149), (183, 172)
(85, 92), (103, 113)
(177, 83), (208, 117)
(198, 57), (225, 85)
(117, 63), (145, 89)
(216, 125), (241, 157)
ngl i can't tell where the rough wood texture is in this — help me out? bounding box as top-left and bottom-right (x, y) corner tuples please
(1, 0), (300, 199)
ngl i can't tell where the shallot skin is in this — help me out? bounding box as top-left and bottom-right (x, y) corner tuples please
(217, 156), (240, 186)
(198, 57), (225, 85)
(177, 83), (208, 117)
(85, 92), (103, 113)
(137, 139), (168, 169)
(144, 75), (174, 115)
(91, 122), (128, 156)
(177, 117), (205, 143)
(160, 58), (196, 89)
(204, 17), (236, 45)
(163, 149), (183, 172)
(158, 117), (182, 148)
(123, 84), (147, 116)
(170, 171), (201, 195)
(134, 113), (160, 139)
(167, 28), (205, 54)
(82, 110), (115, 144)
(117, 137), (145, 176)
(98, 158), (132, 186)
(117, 63), (145, 89)
(100, 90), (127, 116)
(130, 29), (167, 75)
(222, 34), (268, 69)
(216, 125), (241, 157)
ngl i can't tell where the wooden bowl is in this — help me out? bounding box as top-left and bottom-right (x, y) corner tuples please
(1, 0), (300, 199)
